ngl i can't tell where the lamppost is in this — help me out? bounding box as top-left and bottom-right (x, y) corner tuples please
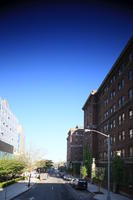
(84, 129), (111, 200)
(28, 173), (31, 187)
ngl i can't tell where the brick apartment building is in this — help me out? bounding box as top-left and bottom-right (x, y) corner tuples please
(67, 127), (84, 174)
(82, 36), (133, 185)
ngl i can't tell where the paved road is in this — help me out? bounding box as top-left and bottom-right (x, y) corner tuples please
(13, 176), (94, 200)
(14, 176), (74, 200)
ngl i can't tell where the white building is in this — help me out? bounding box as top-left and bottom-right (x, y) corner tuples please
(0, 97), (25, 157)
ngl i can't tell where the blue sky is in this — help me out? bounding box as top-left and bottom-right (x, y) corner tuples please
(0, 1), (133, 161)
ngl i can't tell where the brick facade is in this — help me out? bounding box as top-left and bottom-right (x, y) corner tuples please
(82, 36), (133, 184)
(67, 127), (84, 166)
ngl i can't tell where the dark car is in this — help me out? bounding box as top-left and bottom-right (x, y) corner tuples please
(73, 178), (87, 190)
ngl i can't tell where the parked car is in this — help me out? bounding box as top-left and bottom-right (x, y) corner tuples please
(73, 178), (87, 190)
(63, 175), (72, 181)
(71, 178), (78, 186)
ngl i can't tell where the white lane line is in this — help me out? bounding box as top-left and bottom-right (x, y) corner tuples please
(29, 197), (35, 200)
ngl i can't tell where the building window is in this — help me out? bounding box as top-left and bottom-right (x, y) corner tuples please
(119, 115), (121, 125)
(122, 96), (125, 105)
(117, 150), (121, 157)
(118, 99), (121, 109)
(118, 97), (125, 109)
(113, 90), (116, 97)
(110, 108), (113, 114)
(111, 136), (115, 143)
(113, 120), (116, 128)
(118, 68), (122, 76)
(104, 86), (108, 93)
(119, 133), (121, 141)
(121, 79), (124, 88)
(128, 89), (132, 99)
(104, 99), (108, 107)
(129, 147), (133, 157)
(122, 113), (125, 121)
(110, 123), (113, 129)
(122, 131), (125, 140)
(104, 152), (107, 159)
(128, 70), (132, 81)
(118, 83), (121, 91)
(129, 109), (133, 119)
(129, 129), (133, 139)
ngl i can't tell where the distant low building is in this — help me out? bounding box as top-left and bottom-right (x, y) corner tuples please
(67, 126), (84, 175)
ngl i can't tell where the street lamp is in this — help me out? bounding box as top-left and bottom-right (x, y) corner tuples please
(84, 129), (111, 200)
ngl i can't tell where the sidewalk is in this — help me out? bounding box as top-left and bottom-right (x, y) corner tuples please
(87, 182), (132, 200)
(0, 178), (38, 200)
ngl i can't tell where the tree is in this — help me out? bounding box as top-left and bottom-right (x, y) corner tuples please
(73, 163), (80, 176)
(66, 166), (72, 174)
(94, 167), (105, 193)
(35, 159), (46, 173)
(112, 156), (124, 193)
(83, 145), (92, 177)
(45, 160), (53, 170)
(0, 157), (27, 181)
(81, 166), (87, 179)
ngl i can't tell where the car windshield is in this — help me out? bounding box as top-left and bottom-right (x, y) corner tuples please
(79, 179), (86, 182)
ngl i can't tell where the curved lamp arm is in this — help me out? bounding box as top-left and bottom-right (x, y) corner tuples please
(84, 129), (109, 138)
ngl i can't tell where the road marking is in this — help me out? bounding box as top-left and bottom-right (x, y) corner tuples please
(52, 186), (54, 190)
(29, 197), (35, 200)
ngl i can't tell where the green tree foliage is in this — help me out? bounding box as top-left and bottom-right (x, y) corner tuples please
(73, 163), (80, 176)
(83, 145), (92, 177)
(45, 160), (53, 169)
(35, 159), (46, 173)
(94, 167), (105, 193)
(112, 156), (124, 192)
(81, 165), (87, 179)
(35, 160), (46, 168)
(0, 157), (27, 181)
(35, 159), (53, 172)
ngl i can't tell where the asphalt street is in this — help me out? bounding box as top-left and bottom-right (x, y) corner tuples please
(14, 176), (94, 200)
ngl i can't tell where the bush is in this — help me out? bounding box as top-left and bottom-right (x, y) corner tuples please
(0, 177), (24, 188)
(81, 166), (87, 179)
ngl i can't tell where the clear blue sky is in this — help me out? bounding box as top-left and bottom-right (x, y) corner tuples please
(0, 0), (133, 162)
